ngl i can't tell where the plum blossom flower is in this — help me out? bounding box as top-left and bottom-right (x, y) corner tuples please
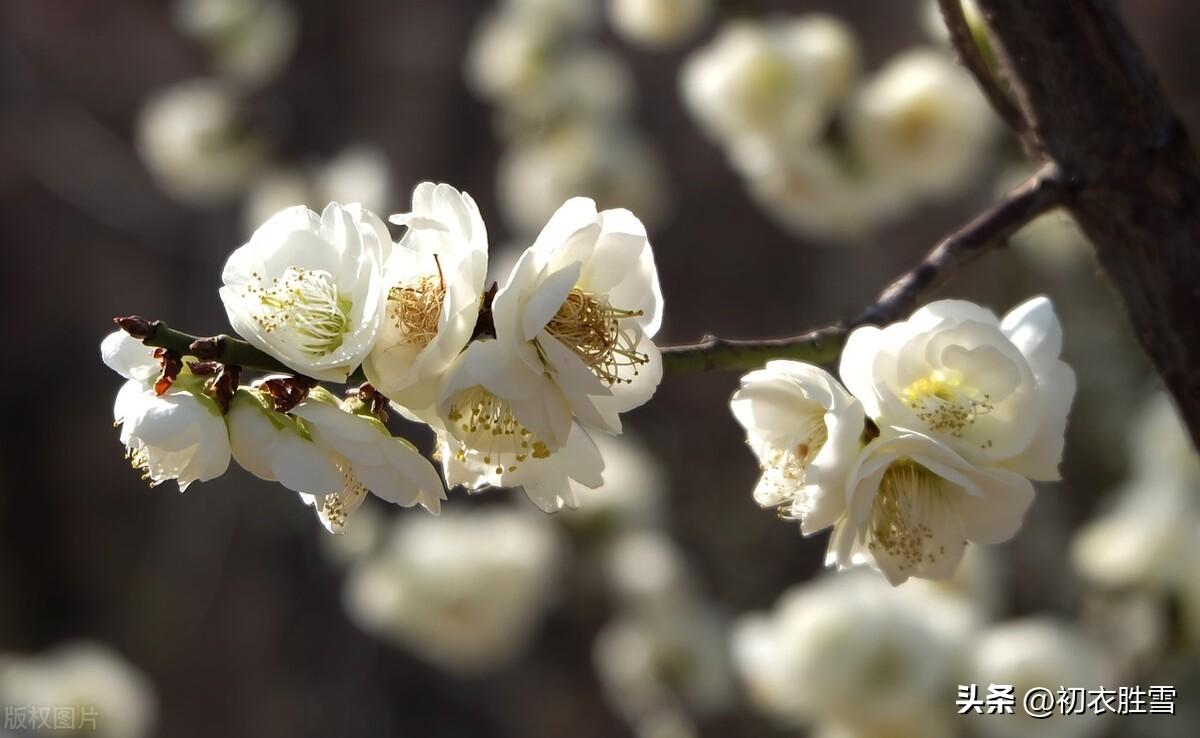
(342, 507), (563, 674)
(840, 297), (1075, 480)
(227, 386), (342, 498)
(826, 430), (1035, 585)
(433, 342), (607, 511)
(220, 202), (389, 382)
(287, 387), (446, 532)
(730, 361), (865, 533)
(363, 183), (488, 410)
(491, 197), (664, 441)
(101, 332), (230, 491)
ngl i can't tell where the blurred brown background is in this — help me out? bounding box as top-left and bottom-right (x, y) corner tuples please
(1, 1), (1198, 736)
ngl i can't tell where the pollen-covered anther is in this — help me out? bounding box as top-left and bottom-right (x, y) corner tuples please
(321, 464), (369, 532)
(243, 267), (351, 359)
(902, 373), (994, 438)
(447, 386), (550, 475)
(386, 275), (446, 349)
(546, 288), (648, 385)
(868, 461), (952, 575)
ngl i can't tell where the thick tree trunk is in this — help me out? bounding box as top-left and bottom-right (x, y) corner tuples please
(975, 0), (1200, 446)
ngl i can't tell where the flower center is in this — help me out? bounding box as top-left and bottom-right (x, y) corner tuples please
(756, 410), (829, 514)
(868, 461), (956, 575)
(386, 275), (446, 350)
(318, 462), (369, 533)
(901, 370), (994, 442)
(545, 288), (647, 385)
(446, 386), (551, 475)
(245, 267), (351, 359)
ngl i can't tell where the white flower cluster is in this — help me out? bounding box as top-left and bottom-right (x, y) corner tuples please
(681, 15), (999, 241)
(733, 566), (1116, 738)
(732, 297), (1076, 584)
(102, 185), (665, 531)
(466, 0), (667, 234)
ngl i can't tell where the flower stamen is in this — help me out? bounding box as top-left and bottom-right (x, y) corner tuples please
(545, 288), (647, 385)
(244, 267), (351, 359)
(446, 386), (550, 475)
(868, 461), (956, 576)
(386, 274), (446, 350)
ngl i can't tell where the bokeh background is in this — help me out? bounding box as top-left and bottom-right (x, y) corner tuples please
(2, 1), (1199, 737)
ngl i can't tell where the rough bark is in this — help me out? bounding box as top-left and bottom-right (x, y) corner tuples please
(974, 0), (1200, 446)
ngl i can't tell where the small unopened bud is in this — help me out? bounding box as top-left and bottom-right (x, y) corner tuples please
(114, 315), (159, 340)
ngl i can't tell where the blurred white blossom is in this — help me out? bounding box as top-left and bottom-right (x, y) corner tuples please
(559, 432), (667, 531)
(101, 332), (231, 491)
(608, 0), (712, 49)
(846, 49), (998, 200)
(243, 146), (394, 235)
(497, 122), (667, 234)
(0, 641), (156, 738)
(732, 570), (977, 730)
(343, 507), (563, 674)
(136, 79), (262, 204)
(969, 618), (1115, 738)
(681, 16), (860, 150)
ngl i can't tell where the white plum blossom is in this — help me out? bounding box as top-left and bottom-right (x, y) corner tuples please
(732, 570), (976, 730)
(433, 341), (607, 511)
(227, 385), (343, 499)
(608, 0), (713, 49)
(492, 197), (664, 440)
(730, 360), (865, 532)
(220, 202), (389, 382)
(362, 183), (488, 410)
(840, 297), (1075, 480)
(681, 16), (861, 149)
(288, 387), (445, 532)
(846, 49), (998, 199)
(0, 641), (157, 738)
(343, 507), (564, 674)
(826, 430), (1035, 585)
(135, 79), (263, 204)
(102, 332), (231, 491)
(969, 619), (1115, 738)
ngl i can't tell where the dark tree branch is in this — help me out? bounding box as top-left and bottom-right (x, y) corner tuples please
(969, 0), (1200, 447)
(662, 162), (1066, 375)
(937, 0), (1027, 133)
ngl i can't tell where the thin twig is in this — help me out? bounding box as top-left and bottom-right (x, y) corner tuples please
(661, 161), (1066, 375)
(938, 0), (1027, 133)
